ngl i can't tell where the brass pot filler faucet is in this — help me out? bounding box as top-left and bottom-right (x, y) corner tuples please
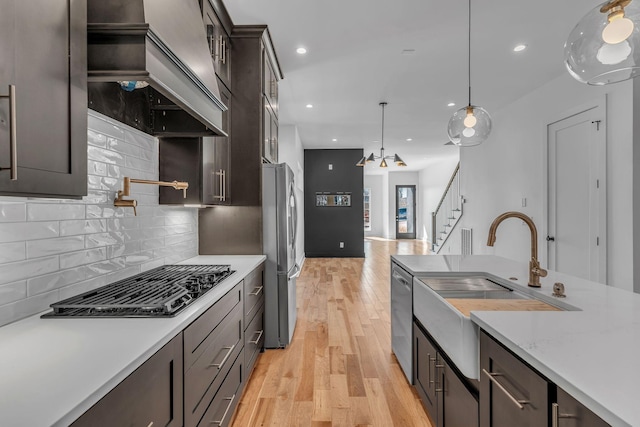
(114, 177), (189, 216)
(487, 211), (548, 287)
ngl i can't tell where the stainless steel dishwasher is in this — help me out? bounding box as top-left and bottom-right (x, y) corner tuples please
(391, 261), (413, 382)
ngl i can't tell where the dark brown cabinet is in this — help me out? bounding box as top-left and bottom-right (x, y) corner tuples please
(414, 321), (479, 427)
(71, 333), (183, 427)
(159, 84), (231, 206)
(0, 0), (87, 198)
(201, 0), (232, 90)
(480, 331), (550, 427)
(554, 387), (610, 427)
(243, 264), (265, 379)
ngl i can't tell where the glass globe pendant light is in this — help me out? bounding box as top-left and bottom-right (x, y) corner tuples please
(565, 0), (640, 85)
(447, 0), (492, 147)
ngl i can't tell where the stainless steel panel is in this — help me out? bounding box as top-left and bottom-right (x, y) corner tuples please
(391, 262), (413, 382)
(417, 276), (508, 292)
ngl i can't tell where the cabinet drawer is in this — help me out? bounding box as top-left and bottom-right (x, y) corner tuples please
(185, 304), (243, 427)
(197, 352), (243, 427)
(414, 322), (439, 421)
(480, 331), (550, 427)
(244, 264), (264, 322)
(244, 304), (264, 376)
(72, 333), (183, 427)
(184, 282), (242, 369)
(555, 387), (610, 427)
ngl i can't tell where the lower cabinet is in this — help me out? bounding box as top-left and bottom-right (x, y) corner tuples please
(554, 387), (610, 427)
(72, 261), (267, 427)
(414, 321), (479, 427)
(480, 330), (610, 427)
(71, 333), (183, 427)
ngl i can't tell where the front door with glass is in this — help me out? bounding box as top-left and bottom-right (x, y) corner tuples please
(396, 185), (416, 239)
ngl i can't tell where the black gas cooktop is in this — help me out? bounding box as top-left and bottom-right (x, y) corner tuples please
(41, 264), (234, 318)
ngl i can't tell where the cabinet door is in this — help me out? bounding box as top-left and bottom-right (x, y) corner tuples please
(0, 0), (87, 198)
(480, 331), (550, 427)
(414, 322), (440, 426)
(209, 82), (230, 204)
(71, 334), (183, 427)
(262, 98), (273, 163)
(442, 356), (479, 427)
(554, 387), (610, 427)
(202, 0), (230, 89)
(269, 108), (278, 163)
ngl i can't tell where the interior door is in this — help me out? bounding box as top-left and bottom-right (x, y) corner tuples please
(547, 106), (606, 283)
(396, 185), (416, 239)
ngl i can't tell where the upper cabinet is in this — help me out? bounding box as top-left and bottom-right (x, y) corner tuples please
(201, 0), (233, 91)
(0, 0), (87, 198)
(263, 54), (278, 116)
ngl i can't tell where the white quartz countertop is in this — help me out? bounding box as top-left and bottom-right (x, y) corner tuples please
(392, 254), (640, 427)
(0, 255), (265, 427)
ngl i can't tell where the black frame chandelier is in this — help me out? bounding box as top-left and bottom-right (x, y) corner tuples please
(356, 102), (406, 168)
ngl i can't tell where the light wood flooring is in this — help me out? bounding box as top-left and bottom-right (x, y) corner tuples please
(231, 238), (432, 427)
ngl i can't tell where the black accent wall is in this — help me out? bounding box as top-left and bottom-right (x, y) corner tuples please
(304, 149), (364, 257)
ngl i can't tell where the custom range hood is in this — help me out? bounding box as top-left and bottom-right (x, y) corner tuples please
(87, 0), (226, 137)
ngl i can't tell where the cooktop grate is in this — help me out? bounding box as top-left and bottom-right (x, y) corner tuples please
(42, 264), (234, 318)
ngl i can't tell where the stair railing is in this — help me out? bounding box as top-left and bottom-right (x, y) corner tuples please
(431, 163), (461, 252)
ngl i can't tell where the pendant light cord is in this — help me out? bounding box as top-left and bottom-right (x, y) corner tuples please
(468, 0), (472, 107)
(380, 102), (386, 155)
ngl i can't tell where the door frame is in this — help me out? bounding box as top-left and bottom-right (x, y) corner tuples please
(395, 185), (416, 239)
(543, 96), (607, 283)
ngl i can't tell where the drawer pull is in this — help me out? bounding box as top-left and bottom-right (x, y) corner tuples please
(209, 345), (235, 370)
(211, 394), (236, 426)
(482, 369), (530, 410)
(249, 329), (264, 345)
(0, 85), (17, 180)
(147, 423), (154, 427)
(249, 285), (263, 296)
(552, 403), (575, 427)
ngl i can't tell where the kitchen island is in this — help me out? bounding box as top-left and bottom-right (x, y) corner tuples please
(0, 255), (265, 427)
(392, 254), (640, 427)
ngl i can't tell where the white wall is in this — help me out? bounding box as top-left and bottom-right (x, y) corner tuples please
(459, 72), (634, 291)
(278, 125), (305, 265)
(364, 175), (384, 237)
(0, 111), (199, 326)
(418, 156), (460, 242)
(387, 171), (420, 239)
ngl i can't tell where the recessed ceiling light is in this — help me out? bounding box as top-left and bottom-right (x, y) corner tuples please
(401, 49), (416, 55)
(306, 104), (313, 108)
(406, 138), (413, 142)
(296, 47), (307, 54)
(447, 102), (456, 107)
(332, 138), (337, 142)
(513, 44), (527, 52)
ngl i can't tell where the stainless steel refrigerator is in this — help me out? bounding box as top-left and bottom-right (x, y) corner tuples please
(262, 163), (300, 348)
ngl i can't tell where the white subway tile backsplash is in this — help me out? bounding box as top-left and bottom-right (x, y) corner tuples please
(27, 204), (85, 221)
(59, 247), (107, 270)
(60, 219), (107, 236)
(0, 256), (59, 286)
(27, 267), (88, 297)
(0, 110), (198, 326)
(0, 281), (27, 305)
(0, 242), (26, 263)
(0, 203), (26, 222)
(27, 236), (85, 259)
(0, 222), (59, 243)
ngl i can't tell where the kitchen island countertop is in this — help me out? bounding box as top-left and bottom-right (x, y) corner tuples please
(0, 255), (265, 427)
(392, 254), (640, 427)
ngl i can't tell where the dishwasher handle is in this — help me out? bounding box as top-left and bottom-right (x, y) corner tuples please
(392, 271), (411, 291)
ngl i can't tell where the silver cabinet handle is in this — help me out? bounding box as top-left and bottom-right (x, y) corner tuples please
(0, 85), (17, 180)
(147, 422), (154, 427)
(249, 330), (264, 345)
(392, 272), (409, 287)
(209, 344), (235, 370)
(211, 394), (235, 426)
(221, 38), (227, 64)
(482, 369), (529, 410)
(249, 286), (263, 296)
(428, 355), (436, 385)
(222, 169), (226, 201)
(214, 169), (224, 200)
(552, 402), (575, 427)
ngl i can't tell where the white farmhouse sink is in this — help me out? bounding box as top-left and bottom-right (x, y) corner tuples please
(413, 273), (576, 380)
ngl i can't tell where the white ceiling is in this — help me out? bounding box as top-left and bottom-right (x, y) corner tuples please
(225, 0), (599, 174)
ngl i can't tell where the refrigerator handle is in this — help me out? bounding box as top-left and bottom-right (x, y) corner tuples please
(288, 264), (301, 279)
(290, 180), (298, 246)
